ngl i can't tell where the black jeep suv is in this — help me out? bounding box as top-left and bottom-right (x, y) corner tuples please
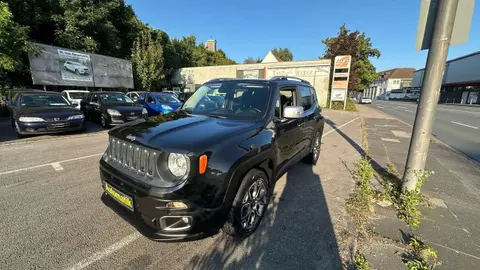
(99, 76), (325, 240)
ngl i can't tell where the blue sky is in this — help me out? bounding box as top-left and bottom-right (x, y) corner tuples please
(126, 0), (480, 72)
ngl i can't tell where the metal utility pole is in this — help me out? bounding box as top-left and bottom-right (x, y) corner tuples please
(403, 0), (459, 191)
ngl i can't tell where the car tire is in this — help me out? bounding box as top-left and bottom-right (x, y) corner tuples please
(223, 169), (271, 238)
(303, 132), (321, 165)
(100, 114), (110, 128)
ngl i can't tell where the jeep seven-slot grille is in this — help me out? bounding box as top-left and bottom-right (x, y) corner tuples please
(108, 137), (157, 177)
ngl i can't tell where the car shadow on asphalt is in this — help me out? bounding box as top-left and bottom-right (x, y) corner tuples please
(186, 162), (342, 269)
(0, 117), (106, 143)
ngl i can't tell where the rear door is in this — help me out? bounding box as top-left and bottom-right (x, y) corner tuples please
(297, 85), (318, 152)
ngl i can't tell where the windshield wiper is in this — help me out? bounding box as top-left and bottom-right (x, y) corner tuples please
(203, 113), (227, 119)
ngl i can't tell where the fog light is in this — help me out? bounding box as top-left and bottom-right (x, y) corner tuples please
(182, 217), (189, 223)
(26, 128), (34, 132)
(166, 201), (187, 209)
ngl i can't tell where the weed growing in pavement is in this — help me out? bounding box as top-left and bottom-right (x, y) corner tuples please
(354, 251), (371, 270)
(397, 170), (432, 228)
(402, 235), (441, 270)
(346, 157), (375, 234)
(379, 164), (432, 228)
(360, 119), (369, 153)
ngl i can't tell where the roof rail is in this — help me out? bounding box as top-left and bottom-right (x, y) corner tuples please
(207, 78), (236, 83)
(269, 76), (311, 85)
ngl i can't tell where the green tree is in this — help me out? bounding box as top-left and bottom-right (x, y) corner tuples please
(243, 57), (262, 64)
(271, 47), (293, 61)
(322, 25), (381, 91)
(131, 29), (164, 91)
(0, 1), (29, 72)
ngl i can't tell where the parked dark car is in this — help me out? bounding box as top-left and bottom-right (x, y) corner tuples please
(140, 92), (183, 116)
(81, 92), (148, 128)
(99, 76), (324, 241)
(9, 91), (85, 137)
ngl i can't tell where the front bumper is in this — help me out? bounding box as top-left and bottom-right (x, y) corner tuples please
(99, 162), (223, 241)
(110, 115), (147, 126)
(17, 120), (85, 135)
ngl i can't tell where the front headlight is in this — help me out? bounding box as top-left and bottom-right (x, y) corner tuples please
(142, 108), (148, 114)
(155, 152), (190, 187)
(107, 109), (121, 116)
(19, 117), (45, 122)
(161, 105), (173, 110)
(67, 114), (84, 120)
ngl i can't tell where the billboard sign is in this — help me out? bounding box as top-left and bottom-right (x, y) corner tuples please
(28, 42), (134, 89)
(329, 55), (352, 110)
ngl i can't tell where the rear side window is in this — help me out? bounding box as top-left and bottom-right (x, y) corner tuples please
(299, 86), (313, 111)
(310, 87), (318, 105)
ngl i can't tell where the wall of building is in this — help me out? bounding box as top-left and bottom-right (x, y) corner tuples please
(171, 60), (332, 107)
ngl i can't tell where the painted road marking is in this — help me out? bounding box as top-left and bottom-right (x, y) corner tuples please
(405, 110), (414, 113)
(391, 130), (411, 138)
(451, 121), (479, 130)
(396, 106), (408, 109)
(323, 117), (360, 137)
(0, 153), (103, 175)
(381, 138), (401, 143)
(377, 106), (384, 108)
(51, 162), (64, 171)
(65, 232), (141, 270)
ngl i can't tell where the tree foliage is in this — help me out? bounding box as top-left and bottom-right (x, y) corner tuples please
(322, 25), (380, 91)
(131, 29), (164, 91)
(0, 1), (29, 72)
(1, 0), (236, 90)
(243, 57), (262, 64)
(271, 47), (293, 61)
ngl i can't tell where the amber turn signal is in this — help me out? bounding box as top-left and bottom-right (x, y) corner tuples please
(199, 155), (208, 174)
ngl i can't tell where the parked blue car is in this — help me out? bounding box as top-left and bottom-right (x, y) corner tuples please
(140, 92), (183, 116)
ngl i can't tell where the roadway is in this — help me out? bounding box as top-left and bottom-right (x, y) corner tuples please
(0, 111), (360, 269)
(368, 100), (480, 163)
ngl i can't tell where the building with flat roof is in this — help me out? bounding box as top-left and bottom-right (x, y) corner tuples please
(170, 59), (332, 106)
(412, 52), (480, 104)
(365, 68), (415, 99)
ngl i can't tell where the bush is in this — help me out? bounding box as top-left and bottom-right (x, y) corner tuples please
(0, 99), (9, 117)
(327, 98), (357, 112)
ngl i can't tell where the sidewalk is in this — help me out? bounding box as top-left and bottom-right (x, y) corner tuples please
(357, 105), (480, 269)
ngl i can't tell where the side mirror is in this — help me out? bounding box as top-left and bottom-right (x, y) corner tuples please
(283, 106), (304, 119)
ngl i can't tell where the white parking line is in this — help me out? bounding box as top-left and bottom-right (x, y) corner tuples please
(405, 110), (414, 113)
(451, 121), (479, 130)
(51, 162), (64, 171)
(397, 106), (408, 109)
(0, 153), (103, 175)
(65, 232), (141, 270)
(323, 117), (360, 137)
(377, 106), (384, 108)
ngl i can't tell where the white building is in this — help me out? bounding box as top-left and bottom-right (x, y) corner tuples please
(365, 68), (415, 99)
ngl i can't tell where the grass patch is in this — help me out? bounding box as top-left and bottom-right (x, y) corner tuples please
(354, 251), (371, 270)
(380, 162), (432, 228)
(328, 98), (357, 112)
(346, 157), (375, 234)
(402, 235), (441, 270)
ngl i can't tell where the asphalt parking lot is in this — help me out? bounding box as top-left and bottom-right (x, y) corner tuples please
(0, 111), (360, 269)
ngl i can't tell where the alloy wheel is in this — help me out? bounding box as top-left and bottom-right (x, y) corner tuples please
(240, 178), (268, 231)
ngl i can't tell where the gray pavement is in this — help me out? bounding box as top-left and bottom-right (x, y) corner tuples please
(357, 105), (480, 269)
(0, 110), (362, 269)
(368, 100), (480, 163)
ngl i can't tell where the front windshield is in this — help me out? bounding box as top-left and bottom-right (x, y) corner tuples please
(100, 93), (133, 104)
(69, 92), (87, 99)
(20, 94), (70, 107)
(182, 82), (271, 120)
(154, 93), (180, 103)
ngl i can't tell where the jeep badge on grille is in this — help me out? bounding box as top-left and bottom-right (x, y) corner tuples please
(126, 134), (136, 142)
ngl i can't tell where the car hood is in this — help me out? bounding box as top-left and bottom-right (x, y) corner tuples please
(15, 107), (82, 118)
(109, 112), (256, 153)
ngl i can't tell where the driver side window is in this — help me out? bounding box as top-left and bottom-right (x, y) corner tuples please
(146, 95), (156, 104)
(275, 88), (297, 118)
